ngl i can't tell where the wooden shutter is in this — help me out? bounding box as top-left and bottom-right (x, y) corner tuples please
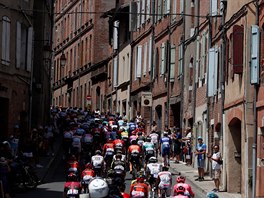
(137, 45), (142, 78)
(208, 48), (215, 97)
(232, 25), (244, 74)
(195, 36), (200, 83)
(114, 57), (118, 87)
(143, 42), (147, 75)
(170, 44), (176, 81)
(129, 2), (137, 32)
(152, 48), (157, 79)
(211, 0), (217, 16)
(148, 37), (152, 72)
(160, 43), (165, 75)
(16, 21), (21, 68)
(26, 27), (33, 71)
(146, 0), (151, 20)
(250, 25), (260, 84)
(2, 18), (7, 63)
(141, 0), (145, 24)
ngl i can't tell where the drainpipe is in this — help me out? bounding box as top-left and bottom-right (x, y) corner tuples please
(252, 1), (259, 197)
(220, 0), (227, 191)
(150, 0), (155, 127)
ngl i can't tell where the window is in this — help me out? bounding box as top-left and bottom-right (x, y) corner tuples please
(178, 43), (183, 76)
(137, 0), (141, 28)
(141, 0), (145, 24)
(170, 44), (176, 81)
(136, 45), (142, 78)
(143, 42), (148, 75)
(210, 0), (218, 16)
(2, 16), (10, 65)
(232, 25), (244, 74)
(160, 42), (166, 75)
(172, 0), (177, 21)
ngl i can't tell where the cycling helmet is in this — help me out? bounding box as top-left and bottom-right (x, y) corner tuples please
(136, 173), (146, 182)
(137, 131), (142, 136)
(206, 192), (219, 198)
(107, 138), (113, 143)
(88, 178), (109, 198)
(115, 153), (122, 159)
(67, 173), (78, 182)
(121, 192), (130, 198)
(175, 185), (186, 195)
(95, 150), (102, 155)
(176, 176), (186, 183)
(162, 166), (169, 171)
(163, 131), (168, 136)
(131, 139), (137, 145)
(148, 156), (157, 163)
(85, 162), (92, 169)
(146, 136), (151, 142)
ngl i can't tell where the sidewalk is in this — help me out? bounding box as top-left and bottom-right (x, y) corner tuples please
(166, 159), (241, 198)
(34, 135), (62, 183)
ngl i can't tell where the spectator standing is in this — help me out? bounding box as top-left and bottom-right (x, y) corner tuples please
(172, 131), (182, 163)
(31, 129), (43, 168)
(195, 136), (206, 181)
(182, 128), (193, 165)
(207, 145), (222, 192)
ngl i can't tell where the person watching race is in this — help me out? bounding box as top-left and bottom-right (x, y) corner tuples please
(156, 166), (172, 198)
(173, 176), (195, 198)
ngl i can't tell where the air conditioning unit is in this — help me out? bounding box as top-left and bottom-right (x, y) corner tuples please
(141, 92), (152, 107)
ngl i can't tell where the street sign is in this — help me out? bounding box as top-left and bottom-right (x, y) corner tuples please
(86, 95), (91, 100)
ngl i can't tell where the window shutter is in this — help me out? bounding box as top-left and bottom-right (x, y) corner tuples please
(26, 27), (33, 72)
(167, 0), (171, 14)
(170, 44), (176, 81)
(178, 43), (183, 75)
(143, 42), (147, 75)
(250, 25), (259, 84)
(163, 0), (167, 14)
(232, 25), (244, 74)
(180, 0), (184, 14)
(2, 18), (7, 63)
(211, 0), (217, 16)
(152, 48), (157, 79)
(6, 18), (10, 64)
(113, 20), (119, 50)
(114, 57), (118, 87)
(214, 48), (218, 95)
(141, 0), (145, 24)
(16, 21), (21, 68)
(200, 34), (205, 79)
(137, 45), (142, 78)
(146, 0), (151, 20)
(134, 47), (138, 80)
(195, 36), (200, 83)
(208, 48), (215, 97)
(148, 37), (152, 72)
(160, 43), (165, 75)
(158, 0), (162, 20)
(129, 1), (138, 31)
(137, 1), (141, 28)
(172, 0), (177, 20)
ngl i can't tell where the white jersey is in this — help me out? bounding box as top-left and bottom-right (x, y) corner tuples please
(147, 163), (162, 178)
(149, 133), (159, 144)
(158, 171), (172, 189)
(113, 154), (126, 162)
(91, 155), (104, 168)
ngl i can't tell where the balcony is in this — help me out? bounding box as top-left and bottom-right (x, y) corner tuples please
(91, 65), (107, 79)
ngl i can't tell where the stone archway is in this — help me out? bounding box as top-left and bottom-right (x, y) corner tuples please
(227, 116), (242, 193)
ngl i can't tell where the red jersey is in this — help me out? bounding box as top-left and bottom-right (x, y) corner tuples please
(64, 181), (81, 193)
(113, 139), (124, 149)
(130, 182), (149, 198)
(81, 169), (95, 178)
(67, 160), (79, 172)
(128, 145), (141, 154)
(103, 142), (115, 154)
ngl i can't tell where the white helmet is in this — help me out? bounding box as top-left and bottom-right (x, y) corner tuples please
(88, 178), (109, 198)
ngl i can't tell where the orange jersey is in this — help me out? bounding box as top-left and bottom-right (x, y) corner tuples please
(113, 139), (124, 148)
(130, 182), (149, 198)
(128, 145), (141, 154)
(81, 169), (95, 178)
(103, 143), (115, 152)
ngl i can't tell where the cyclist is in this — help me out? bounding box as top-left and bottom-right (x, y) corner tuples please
(149, 130), (159, 157)
(173, 176), (194, 198)
(130, 174), (150, 198)
(81, 163), (95, 193)
(111, 153), (126, 188)
(143, 136), (155, 168)
(127, 139), (141, 174)
(113, 137), (125, 153)
(91, 150), (104, 176)
(102, 138), (115, 170)
(63, 173), (81, 198)
(66, 155), (80, 178)
(146, 157), (162, 192)
(156, 166), (172, 198)
(160, 131), (172, 166)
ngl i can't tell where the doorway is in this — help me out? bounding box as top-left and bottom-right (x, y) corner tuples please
(155, 105), (162, 132)
(0, 97), (9, 140)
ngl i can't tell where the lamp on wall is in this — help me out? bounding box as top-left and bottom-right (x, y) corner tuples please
(60, 52), (66, 68)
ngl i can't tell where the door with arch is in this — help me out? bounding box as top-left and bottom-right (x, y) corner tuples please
(155, 105), (162, 132)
